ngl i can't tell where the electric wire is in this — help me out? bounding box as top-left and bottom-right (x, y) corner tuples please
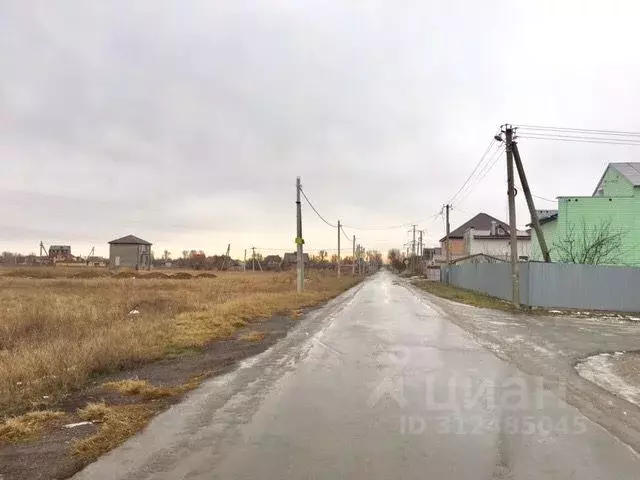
(299, 187), (337, 228)
(516, 125), (640, 137)
(517, 135), (640, 147)
(446, 136), (498, 205)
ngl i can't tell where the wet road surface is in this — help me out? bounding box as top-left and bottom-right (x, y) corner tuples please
(74, 271), (640, 479)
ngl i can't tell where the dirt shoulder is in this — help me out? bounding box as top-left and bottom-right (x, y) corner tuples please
(1, 314), (301, 480)
(0, 270), (365, 480)
(405, 278), (640, 454)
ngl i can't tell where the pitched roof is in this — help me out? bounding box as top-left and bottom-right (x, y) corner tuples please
(108, 235), (152, 246)
(440, 213), (509, 242)
(282, 252), (310, 263)
(593, 162), (640, 195)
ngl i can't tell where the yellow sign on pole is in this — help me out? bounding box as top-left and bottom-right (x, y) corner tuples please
(295, 237), (305, 246)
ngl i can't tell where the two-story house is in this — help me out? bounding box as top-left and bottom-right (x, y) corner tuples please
(530, 162), (640, 265)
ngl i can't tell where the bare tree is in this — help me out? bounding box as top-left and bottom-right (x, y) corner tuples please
(553, 218), (626, 265)
(318, 250), (327, 263)
(387, 248), (405, 271)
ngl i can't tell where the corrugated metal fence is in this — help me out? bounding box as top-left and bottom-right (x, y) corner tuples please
(442, 262), (640, 312)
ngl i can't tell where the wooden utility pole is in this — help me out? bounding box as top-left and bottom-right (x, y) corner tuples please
(296, 177), (304, 292)
(352, 235), (356, 275)
(445, 205), (451, 265)
(337, 220), (341, 277)
(512, 141), (551, 263)
(504, 126), (520, 307)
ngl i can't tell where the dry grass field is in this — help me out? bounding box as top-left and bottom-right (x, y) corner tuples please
(0, 267), (361, 419)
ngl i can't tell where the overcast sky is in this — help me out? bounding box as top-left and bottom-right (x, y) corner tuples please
(2, 0), (640, 258)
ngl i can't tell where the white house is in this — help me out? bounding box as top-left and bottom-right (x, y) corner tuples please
(462, 220), (531, 261)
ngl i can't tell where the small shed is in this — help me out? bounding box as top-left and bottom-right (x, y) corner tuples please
(108, 235), (152, 270)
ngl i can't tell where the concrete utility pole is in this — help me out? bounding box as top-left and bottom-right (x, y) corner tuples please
(418, 230), (423, 274)
(337, 220), (341, 277)
(410, 225), (417, 272)
(296, 177), (304, 292)
(445, 205), (451, 265)
(244, 249), (247, 272)
(251, 246), (256, 272)
(512, 141), (551, 263)
(504, 126), (520, 307)
(352, 235), (356, 275)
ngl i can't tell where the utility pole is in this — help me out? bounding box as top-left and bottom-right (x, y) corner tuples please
(244, 249), (247, 272)
(251, 246), (256, 272)
(352, 235), (356, 275)
(418, 230), (423, 275)
(409, 225), (417, 273)
(512, 141), (551, 262)
(504, 126), (520, 307)
(220, 243), (231, 271)
(445, 205), (451, 265)
(337, 220), (341, 277)
(296, 177), (304, 292)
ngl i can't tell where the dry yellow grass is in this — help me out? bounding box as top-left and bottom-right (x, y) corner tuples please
(0, 268), (360, 417)
(74, 402), (155, 460)
(103, 379), (182, 399)
(0, 410), (65, 443)
(239, 331), (267, 342)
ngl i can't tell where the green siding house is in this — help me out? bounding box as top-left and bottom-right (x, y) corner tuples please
(531, 163), (640, 265)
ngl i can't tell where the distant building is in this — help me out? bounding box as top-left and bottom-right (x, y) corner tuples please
(49, 245), (72, 261)
(281, 252), (310, 269)
(108, 235), (152, 270)
(263, 255), (283, 270)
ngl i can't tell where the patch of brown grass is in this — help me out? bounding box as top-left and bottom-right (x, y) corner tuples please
(103, 379), (181, 399)
(239, 331), (266, 342)
(73, 403), (155, 461)
(0, 269), (361, 417)
(0, 410), (65, 444)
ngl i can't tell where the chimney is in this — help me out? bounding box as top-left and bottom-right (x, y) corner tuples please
(490, 220), (497, 236)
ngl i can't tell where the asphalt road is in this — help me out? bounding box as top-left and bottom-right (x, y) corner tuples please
(74, 271), (640, 479)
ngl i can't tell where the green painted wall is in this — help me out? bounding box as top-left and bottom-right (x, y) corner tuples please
(532, 194), (640, 265)
(596, 166), (635, 197)
(530, 219), (558, 262)
(531, 165), (640, 265)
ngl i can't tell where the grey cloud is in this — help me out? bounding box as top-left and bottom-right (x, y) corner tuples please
(1, 0), (640, 254)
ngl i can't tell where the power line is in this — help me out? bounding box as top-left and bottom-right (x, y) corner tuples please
(299, 187), (337, 228)
(516, 124), (640, 137)
(532, 194), (556, 203)
(454, 144), (506, 206)
(518, 135), (640, 146)
(340, 224), (351, 242)
(446, 135), (499, 205)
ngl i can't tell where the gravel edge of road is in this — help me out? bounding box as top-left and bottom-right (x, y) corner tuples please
(402, 278), (640, 456)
